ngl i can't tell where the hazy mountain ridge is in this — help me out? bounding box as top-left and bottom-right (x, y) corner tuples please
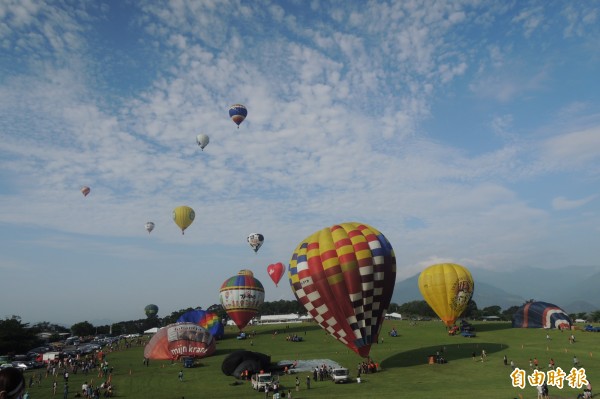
(392, 266), (600, 313)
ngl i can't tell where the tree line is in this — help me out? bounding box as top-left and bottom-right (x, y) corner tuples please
(2, 301), (599, 356)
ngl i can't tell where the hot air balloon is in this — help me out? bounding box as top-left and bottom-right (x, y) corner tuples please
(267, 262), (285, 287)
(196, 134), (209, 150)
(178, 309), (224, 339)
(229, 104), (247, 128)
(247, 233), (264, 253)
(288, 222), (396, 358)
(418, 263), (474, 327)
(145, 304), (159, 318)
(81, 186), (90, 197)
(145, 222), (155, 234)
(144, 322), (216, 360)
(173, 206), (195, 234)
(219, 270), (265, 331)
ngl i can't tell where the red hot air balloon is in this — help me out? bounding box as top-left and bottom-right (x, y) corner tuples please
(288, 222), (396, 358)
(267, 262), (285, 287)
(219, 270), (265, 331)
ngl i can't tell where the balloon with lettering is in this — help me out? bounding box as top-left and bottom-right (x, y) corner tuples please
(267, 262), (285, 287)
(247, 233), (264, 253)
(173, 205), (195, 234)
(219, 270), (265, 331)
(288, 222), (396, 358)
(177, 309), (225, 340)
(196, 134), (209, 150)
(81, 186), (90, 197)
(144, 304), (159, 317)
(418, 263), (474, 327)
(145, 222), (155, 234)
(144, 322), (216, 360)
(229, 104), (247, 128)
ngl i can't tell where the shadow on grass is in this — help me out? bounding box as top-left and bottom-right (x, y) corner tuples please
(472, 323), (513, 333)
(381, 342), (509, 368)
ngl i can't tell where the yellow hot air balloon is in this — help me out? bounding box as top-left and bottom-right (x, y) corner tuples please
(418, 263), (474, 327)
(172, 206), (195, 235)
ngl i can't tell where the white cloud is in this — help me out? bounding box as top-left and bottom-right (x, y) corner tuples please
(552, 195), (597, 211)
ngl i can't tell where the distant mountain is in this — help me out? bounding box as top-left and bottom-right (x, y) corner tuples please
(391, 266), (600, 313)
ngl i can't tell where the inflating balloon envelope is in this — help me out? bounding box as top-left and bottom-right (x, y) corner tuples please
(418, 263), (474, 327)
(144, 323), (216, 360)
(288, 222), (396, 358)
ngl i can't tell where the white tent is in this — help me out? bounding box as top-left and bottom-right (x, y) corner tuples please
(386, 312), (402, 320)
(144, 327), (159, 334)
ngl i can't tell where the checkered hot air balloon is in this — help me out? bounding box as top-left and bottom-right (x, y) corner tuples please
(219, 270), (265, 331)
(288, 222), (396, 358)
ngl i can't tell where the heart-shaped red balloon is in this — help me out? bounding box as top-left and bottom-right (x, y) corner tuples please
(267, 262), (285, 287)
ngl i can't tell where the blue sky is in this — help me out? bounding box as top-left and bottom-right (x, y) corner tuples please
(1, 1), (599, 326)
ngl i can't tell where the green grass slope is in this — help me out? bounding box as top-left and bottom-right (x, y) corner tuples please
(21, 321), (599, 399)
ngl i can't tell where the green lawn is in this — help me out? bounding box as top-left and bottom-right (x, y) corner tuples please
(21, 321), (599, 398)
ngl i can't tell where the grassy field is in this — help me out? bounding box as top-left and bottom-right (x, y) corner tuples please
(21, 321), (599, 399)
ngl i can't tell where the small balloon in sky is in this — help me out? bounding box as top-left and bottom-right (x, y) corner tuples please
(229, 104), (247, 128)
(196, 134), (209, 150)
(145, 222), (155, 234)
(173, 206), (195, 235)
(247, 233), (264, 253)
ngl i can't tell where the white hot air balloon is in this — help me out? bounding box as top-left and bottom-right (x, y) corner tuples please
(196, 134), (209, 150)
(145, 222), (155, 234)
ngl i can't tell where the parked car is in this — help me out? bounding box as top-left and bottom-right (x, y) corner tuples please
(584, 325), (600, 332)
(11, 361), (28, 370)
(331, 367), (351, 383)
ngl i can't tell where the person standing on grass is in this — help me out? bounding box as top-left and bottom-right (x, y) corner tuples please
(295, 376), (300, 392)
(306, 375), (310, 389)
(178, 370), (183, 381)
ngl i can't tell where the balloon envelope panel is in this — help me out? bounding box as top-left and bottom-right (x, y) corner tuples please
(418, 263), (474, 327)
(177, 309), (224, 339)
(288, 222), (396, 357)
(144, 323), (216, 360)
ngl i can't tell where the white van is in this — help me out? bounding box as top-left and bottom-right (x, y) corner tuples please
(331, 367), (351, 383)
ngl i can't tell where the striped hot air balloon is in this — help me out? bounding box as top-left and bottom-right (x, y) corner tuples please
(219, 270), (264, 331)
(288, 222), (396, 358)
(228, 104), (247, 128)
